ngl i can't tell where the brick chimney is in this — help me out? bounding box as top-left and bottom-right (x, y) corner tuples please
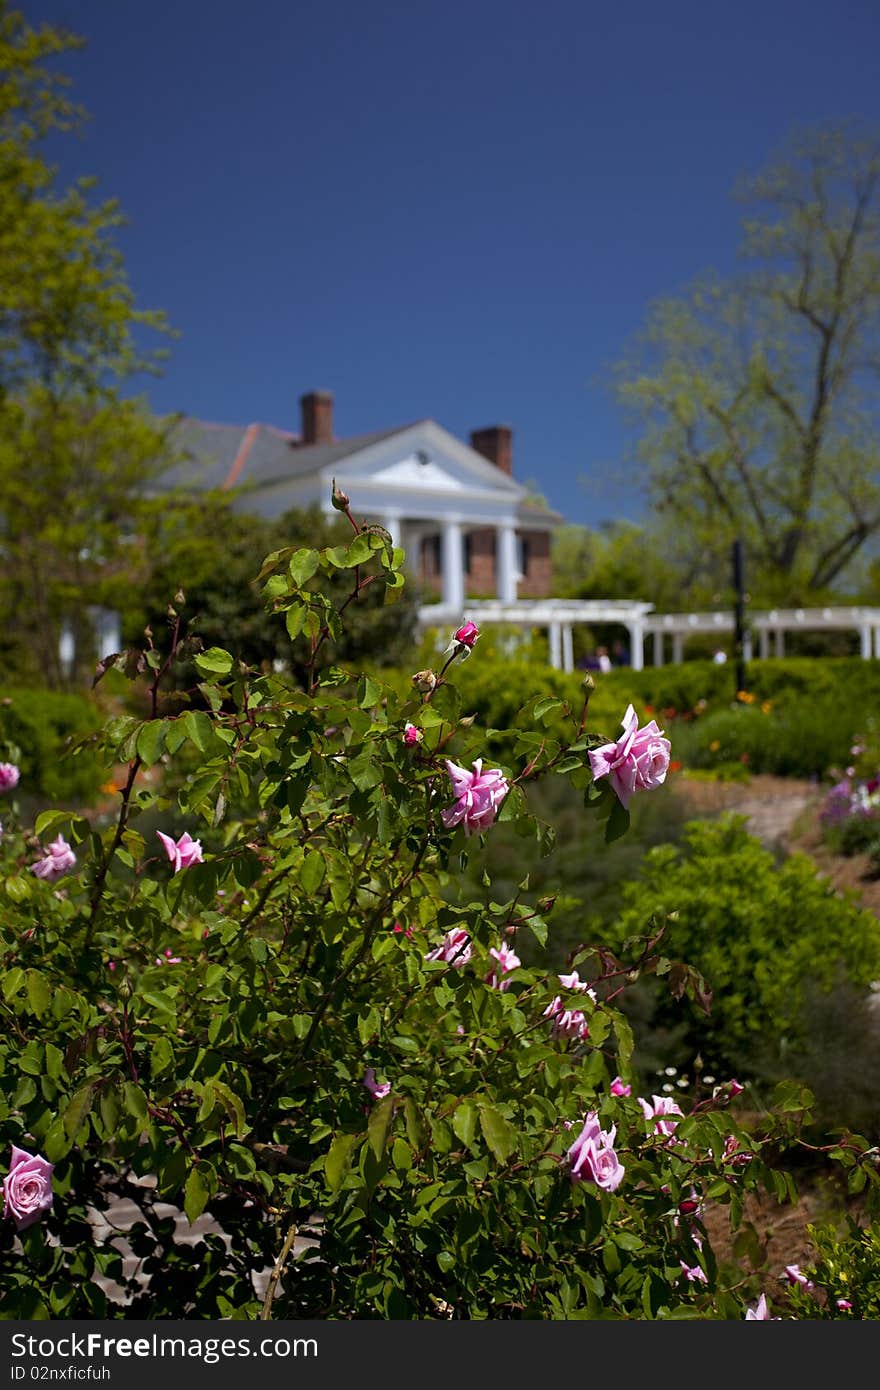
(470, 425), (513, 476)
(300, 390), (334, 445)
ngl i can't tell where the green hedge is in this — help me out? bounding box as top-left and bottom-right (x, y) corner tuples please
(0, 688), (104, 805)
(604, 815), (880, 1131)
(384, 654), (880, 778)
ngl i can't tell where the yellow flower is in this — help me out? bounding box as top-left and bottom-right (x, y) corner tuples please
(709, 740), (721, 752)
(761, 701), (772, 715)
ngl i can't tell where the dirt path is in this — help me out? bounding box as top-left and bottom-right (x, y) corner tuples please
(672, 771), (880, 919)
(672, 772), (821, 853)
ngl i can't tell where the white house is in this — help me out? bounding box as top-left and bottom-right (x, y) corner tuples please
(162, 390), (563, 616)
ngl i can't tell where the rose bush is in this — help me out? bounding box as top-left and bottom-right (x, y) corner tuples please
(1, 490), (877, 1319)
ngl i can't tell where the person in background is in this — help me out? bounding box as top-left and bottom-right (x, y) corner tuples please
(596, 646), (612, 673)
(611, 639), (630, 667)
(712, 647), (728, 664)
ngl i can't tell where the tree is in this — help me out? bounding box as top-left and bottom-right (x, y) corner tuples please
(551, 520), (688, 608)
(126, 497), (421, 689)
(0, 4), (174, 686)
(617, 123), (880, 605)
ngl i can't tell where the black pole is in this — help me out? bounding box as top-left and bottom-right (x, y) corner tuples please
(732, 538), (747, 693)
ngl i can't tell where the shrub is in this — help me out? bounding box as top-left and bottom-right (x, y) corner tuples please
(606, 816), (880, 1123)
(668, 700), (856, 778)
(785, 1220), (880, 1319)
(1, 504), (876, 1320)
(0, 688), (103, 807)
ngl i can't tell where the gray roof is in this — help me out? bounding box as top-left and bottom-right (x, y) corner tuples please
(159, 416), (562, 525)
(160, 418), (411, 494)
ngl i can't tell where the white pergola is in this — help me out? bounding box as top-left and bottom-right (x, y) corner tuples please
(420, 599), (655, 671)
(645, 605), (880, 664)
(418, 601), (880, 672)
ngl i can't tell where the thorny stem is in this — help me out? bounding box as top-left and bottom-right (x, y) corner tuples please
(85, 611), (184, 948)
(261, 1220), (299, 1320)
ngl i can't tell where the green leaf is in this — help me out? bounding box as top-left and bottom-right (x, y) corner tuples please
(477, 1103), (516, 1163)
(403, 1096), (425, 1149)
(534, 696), (564, 722)
(194, 647), (234, 677)
(358, 675), (381, 709)
(4, 876), (31, 903)
(181, 709), (215, 752)
(452, 1099), (477, 1150)
(63, 1085), (95, 1140)
(285, 605), (306, 640)
(34, 809), (73, 839)
(135, 720), (167, 766)
(289, 549), (320, 587)
(184, 1166), (210, 1222)
(346, 534), (375, 567)
(25, 970), (51, 1018)
(301, 851), (326, 893)
(367, 1096), (394, 1160)
(325, 1133), (360, 1194)
(2, 967), (24, 1000)
(604, 796), (631, 844)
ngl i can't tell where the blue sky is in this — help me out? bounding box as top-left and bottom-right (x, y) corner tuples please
(38, 0), (880, 526)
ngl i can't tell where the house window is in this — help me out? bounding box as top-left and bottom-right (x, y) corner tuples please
(517, 535), (530, 578)
(422, 535), (441, 578)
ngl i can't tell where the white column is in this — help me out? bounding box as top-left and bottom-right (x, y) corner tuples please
(561, 624), (574, 673)
(861, 624), (872, 659)
(652, 631), (664, 667)
(548, 622), (562, 669)
(629, 620), (645, 672)
(759, 628), (770, 660)
(873, 627), (880, 659)
(672, 633), (684, 665)
(496, 523), (518, 603)
(774, 629), (785, 658)
(743, 631), (753, 663)
(441, 520), (465, 614)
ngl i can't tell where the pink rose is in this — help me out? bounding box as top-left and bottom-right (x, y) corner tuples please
(680, 1261), (707, 1284)
(638, 1094), (683, 1138)
(783, 1264), (814, 1290)
(610, 1076), (631, 1098)
(588, 705), (671, 809)
(745, 1293), (779, 1320)
(3, 1145), (54, 1230)
(543, 996), (590, 1041)
(566, 1113), (625, 1192)
(441, 759), (509, 836)
(392, 920), (414, 939)
(0, 762), (20, 793)
(557, 970), (596, 1000)
(403, 723), (422, 745)
(485, 942), (521, 991)
(30, 835), (76, 882)
(453, 622), (480, 649)
(155, 948), (182, 965)
(837, 1299), (853, 1311)
(363, 1067), (391, 1100)
(425, 927), (472, 968)
(157, 830), (204, 873)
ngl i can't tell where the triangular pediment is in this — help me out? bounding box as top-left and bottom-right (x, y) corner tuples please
(326, 421), (525, 499)
(370, 454), (466, 491)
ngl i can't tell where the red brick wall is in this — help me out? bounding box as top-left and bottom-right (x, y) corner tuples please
(517, 530), (552, 598)
(465, 529), (497, 596)
(416, 528), (553, 598)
